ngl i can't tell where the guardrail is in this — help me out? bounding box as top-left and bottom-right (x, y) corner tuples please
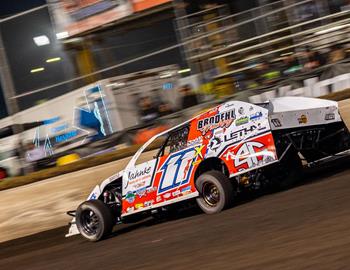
(247, 62), (350, 103)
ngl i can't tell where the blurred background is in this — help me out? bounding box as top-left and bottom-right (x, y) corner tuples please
(0, 0), (349, 179)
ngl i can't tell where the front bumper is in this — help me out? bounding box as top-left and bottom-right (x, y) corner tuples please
(65, 210), (80, 238)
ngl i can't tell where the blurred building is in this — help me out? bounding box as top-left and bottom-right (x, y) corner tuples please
(0, 0), (349, 115)
(0, 1), (187, 112)
(0, 0), (47, 119)
(0, 0), (284, 116)
(174, 0), (350, 93)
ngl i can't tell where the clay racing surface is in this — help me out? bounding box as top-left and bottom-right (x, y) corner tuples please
(0, 150), (159, 243)
(0, 156), (132, 243)
(1, 163), (350, 270)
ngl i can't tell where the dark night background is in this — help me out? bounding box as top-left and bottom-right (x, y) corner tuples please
(0, 0), (46, 17)
(0, 0), (46, 119)
(0, 0), (260, 119)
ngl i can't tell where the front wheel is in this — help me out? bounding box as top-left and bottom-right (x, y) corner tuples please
(195, 171), (235, 214)
(76, 200), (115, 242)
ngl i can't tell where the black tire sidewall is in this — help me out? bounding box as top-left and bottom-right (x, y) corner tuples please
(278, 151), (303, 189)
(196, 171), (234, 214)
(76, 200), (114, 242)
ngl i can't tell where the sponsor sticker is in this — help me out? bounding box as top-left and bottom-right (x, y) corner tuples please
(224, 141), (265, 164)
(235, 117), (249, 126)
(209, 137), (222, 151)
(134, 181), (146, 189)
(172, 190), (181, 197)
(325, 113), (335, 121)
(128, 166), (152, 181)
(224, 124), (266, 145)
(146, 187), (157, 193)
(89, 193), (97, 200)
(187, 137), (203, 147)
(197, 109), (236, 136)
(125, 192), (135, 203)
(298, 115), (308, 124)
(223, 102), (237, 109)
(181, 186), (192, 195)
(220, 133), (276, 174)
(271, 118), (282, 127)
(136, 188), (147, 198)
(107, 174), (121, 182)
(135, 203), (144, 210)
(250, 111), (263, 121)
(144, 200), (154, 207)
(163, 193), (171, 199)
(194, 145), (204, 159)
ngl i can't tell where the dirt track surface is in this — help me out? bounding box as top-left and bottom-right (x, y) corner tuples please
(1, 165), (350, 270)
(0, 151), (158, 243)
(0, 156), (132, 243)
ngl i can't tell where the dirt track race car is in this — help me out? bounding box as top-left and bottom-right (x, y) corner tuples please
(67, 96), (350, 241)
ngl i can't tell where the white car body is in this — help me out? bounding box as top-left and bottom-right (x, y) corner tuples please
(67, 97), (349, 238)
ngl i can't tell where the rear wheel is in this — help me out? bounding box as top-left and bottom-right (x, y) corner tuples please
(270, 149), (303, 190)
(196, 171), (235, 214)
(76, 200), (114, 242)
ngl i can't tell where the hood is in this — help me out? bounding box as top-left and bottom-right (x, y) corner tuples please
(87, 170), (124, 201)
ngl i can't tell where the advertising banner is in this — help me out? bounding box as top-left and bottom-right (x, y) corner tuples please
(132, 0), (171, 12)
(48, 0), (133, 37)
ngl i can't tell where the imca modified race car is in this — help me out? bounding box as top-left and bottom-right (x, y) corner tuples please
(67, 96), (350, 241)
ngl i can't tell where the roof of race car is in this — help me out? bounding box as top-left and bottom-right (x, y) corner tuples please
(269, 97), (338, 113)
(147, 96), (338, 143)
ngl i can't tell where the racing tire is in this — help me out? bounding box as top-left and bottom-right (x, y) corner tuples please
(196, 171), (235, 214)
(76, 200), (114, 242)
(271, 150), (303, 190)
